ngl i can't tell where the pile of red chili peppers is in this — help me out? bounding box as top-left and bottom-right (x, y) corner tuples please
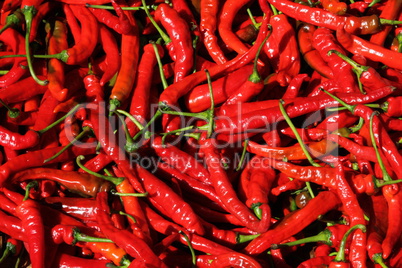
(0, 0), (402, 267)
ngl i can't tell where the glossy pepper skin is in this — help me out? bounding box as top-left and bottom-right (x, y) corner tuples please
(96, 191), (167, 268)
(268, 0), (382, 35)
(15, 199), (45, 268)
(244, 191), (342, 255)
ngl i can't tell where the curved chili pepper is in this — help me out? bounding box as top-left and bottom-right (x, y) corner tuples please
(0, 28), (27, 87)
(135, 164), (205, 235)
(109, 10), (139, 111)
(96, 191), (167, 268)
(185, 64), (254, 112)
(298, 23), (333, 79)
(15, 199), (45, 268)
(201, 137), (270, 233)
(218, 0), (253, 55)
(0, 143), (96, 186)
(98, 24), (121, 86)
(272, 224), (350, 250)
(127, 43), (164, 135)
(12, 168), (111, 197)
(200, 0), (228, 64)
(155, 3), (194, 83)
(381, 184), (402, 259)
(336, 25), (402, 71)
(62, 4), (80, 43)
(264, 13), (300, 86)
(0, 209), (26, 242)
(144, 203), (234, 255)
(240, 155), (275, 221)
(246, 139), (337, 160)
(159, 15), (269, 107)
(335, 164), (367, 267)
(244, 191), (341, 255)
(313, 28), (359, 93)
(152, 135), (210, 184)
(46, 19), (69, 102)
(268, 0), (382, 35)
(214, 86), (394, 134)
(369, 0), (402, 47)
(53, 252), (111, 267)
(0, 125), (39, 150)
(111, 167), (152, 246)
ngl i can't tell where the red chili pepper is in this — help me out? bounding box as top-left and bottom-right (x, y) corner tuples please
(53, 252), (111, 267)
(15, 199), (45, 268)
(244, 191), (342, 255)
(0, 208), (26, 242)
(45, 196), (97, 221)
(200, 137), (270, 233)
(335, 164), (367, 267)
(127, 43), (164, 135)
(144, 203), (234, 255)
(336, 25), (402, 71)
(109, 9), (139, 111)
(313, 27), (359, 93)
(321, 0), (347, 15)
(46, 19), (69, 102)
(96, 191), (167, 267)
(218, 0), (253, 55)
(264, 13), (300, 87)
(200, 0), (228, 64)
(381, 184), (402, 259)
(298, 256), (335, 267)
(155, 3), (194, 83)
(135, 164), (205, 235)
(185, 64), (254, 112)
(62, 4), (81, 43)
(0, 28), (27, 87)
(112, 167), (152, 245)
(268, 0), (382, 35)
(97, 24), (121, 86)
(159, 15), (269, 107)
(214, 86), (394, 134)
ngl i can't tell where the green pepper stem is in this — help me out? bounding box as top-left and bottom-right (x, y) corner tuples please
(151, 42), (169, 90)
(380, 18), (402, 25)
(111, 189), (148, 197)
(333, 224), (366, 262)
(236, 140), (249, 172)
(251, 203), (263, 219)
(132, 109), (163, 141)
(44, 126), (92, 163)
(115, 112), (138, 153)
(372, 253), (389, 268)
(369, 112), (393, 182)
(118, 211), (137, 223)
(271, 229), (332, 249)
(37, 104), (80, 134)
(328, 50), (367, 94)
(0, 9), (23, 35)
(205, 69), (215, 138)
(249, 27), (271, 84)
(179, 231), (196, 267)
(73, 228), (113, 243)
(320, 88), (356, 112)
(0, 242), (15, 263)
(76, 155), (124, 185)
(246, 8), (260, 30)
(116, 109), (144, 130)
(0, 99), (20, 118)
(22, 6), (48, 86)
(237, 233), (261, 244)
(397, 32), (402, 53)
(349, 117), (364, 133)
(23, 180), (38, 201)
(141, 0), (171, 44)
